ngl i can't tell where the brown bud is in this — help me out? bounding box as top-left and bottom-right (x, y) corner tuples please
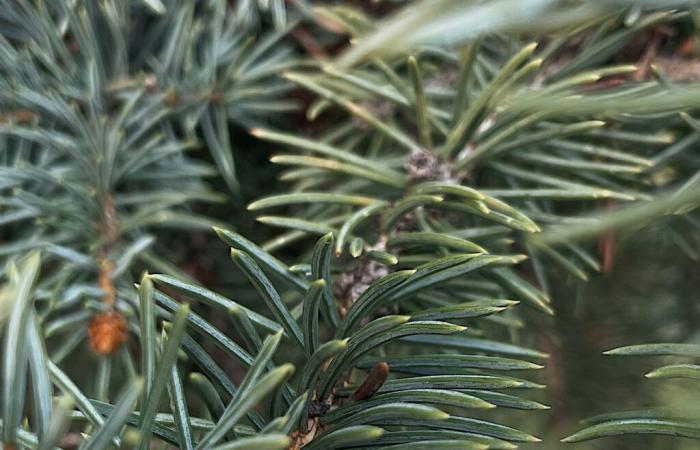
(351, 362), (390, 401)
(88, 311), (128, 355)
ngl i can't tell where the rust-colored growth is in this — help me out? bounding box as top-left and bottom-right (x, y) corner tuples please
(351, 362), (390, 401)
(88, 311), (128, 355)
(98, 258), (116, 307)
(88, 311), (128, 354)
(5, 442), (17, 450)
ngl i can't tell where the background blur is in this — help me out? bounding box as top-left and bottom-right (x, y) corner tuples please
(3, 1), (700, 448)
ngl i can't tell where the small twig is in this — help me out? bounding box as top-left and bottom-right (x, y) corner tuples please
(88, 195), (128, 355)
(98, 258), (116, 307)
